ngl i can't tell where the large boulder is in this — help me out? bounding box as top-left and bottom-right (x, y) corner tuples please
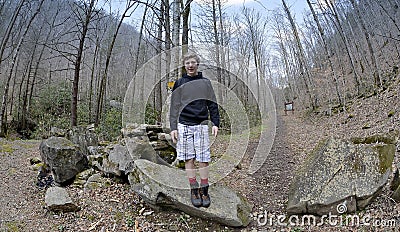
(287, 135), (396, 216)
(128, 159), (252, 227)
(40, 136), (88, 184)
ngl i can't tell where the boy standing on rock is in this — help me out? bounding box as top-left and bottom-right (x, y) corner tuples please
(169, 53), (220, 208)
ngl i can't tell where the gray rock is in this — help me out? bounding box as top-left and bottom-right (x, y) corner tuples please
(392, 185), (400, 202)
(128, 159), (252, 227)
(72, 169), (95, 188)
(40, 137), (88, 184)
(122, 123), (147, 137)
(123, 124), (171, 166)
(390, 163), (400, 191)
(287, 136), (395, 216)
(87, 146), (104, 171)
(68, 126), (98, 156)
(108, 144), (134, 174)
(150, 141), (170, 150)
(84, 174), (111, 191)
(124, 136), (157, 162)
(391, 163), (400, 202)
(87, 144), (134, 176)
(45, 186), (80, 212)
(146, 124), (164, 133)
(157, 133), (168, 141)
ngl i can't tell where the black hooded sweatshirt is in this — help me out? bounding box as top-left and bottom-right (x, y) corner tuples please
(169, 72), (220, 131)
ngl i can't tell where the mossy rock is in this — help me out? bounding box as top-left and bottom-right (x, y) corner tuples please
(32, 162), (45, 172)
(288, 136), (395, 216)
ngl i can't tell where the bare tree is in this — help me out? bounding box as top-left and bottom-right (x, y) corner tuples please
(282, 0), (317, 109)
(320, 0), (361, 95)
(271, 12), (297, 103)
(349, 0), (381, 87)
(0, 0), (26, 66)
(95, 0), (137, 126)
(0, 0), (43, 137)
(182, 0), (193, 54)
(306, 0), (342, 106)
(71, 0), (98, 127)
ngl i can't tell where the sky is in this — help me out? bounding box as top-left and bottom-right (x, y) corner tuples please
(98, 0), (309, 25)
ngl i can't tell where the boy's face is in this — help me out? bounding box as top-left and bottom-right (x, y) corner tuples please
(184, 58), (199, 76)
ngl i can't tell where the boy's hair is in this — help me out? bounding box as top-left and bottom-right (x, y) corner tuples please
(182, 53), (200, 65)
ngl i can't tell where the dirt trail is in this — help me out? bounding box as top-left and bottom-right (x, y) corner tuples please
(0, 139), (46, 231)
(249, 114), (295, 212)
(221, 112), (314, 230)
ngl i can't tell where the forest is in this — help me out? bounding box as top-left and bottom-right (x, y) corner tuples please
(0, 0), (399, 139)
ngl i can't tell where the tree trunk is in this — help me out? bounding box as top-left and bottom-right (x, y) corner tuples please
(306, 0), (342, 106)
(0, 0), (43, 136)
(182, 0), (192, 55)
(0, 0), (26, 67)
(349, 0), (381, 87)
(171, 0), (181, 79)
(282, 0), (317, 109)
(212, 0), (222, 101)
(217, 0), (227, 90)
(171, 0), (181, 47)
(323, 0), (361, 95)
(163, 0), (172, 83)
(155, 0), (168, 121)
(71, 0), (97, 127)
(95, 1), (137, 126)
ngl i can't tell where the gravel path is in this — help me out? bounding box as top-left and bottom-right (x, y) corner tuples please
(0, 139), (47, 231)
(221, 112), (320, 231)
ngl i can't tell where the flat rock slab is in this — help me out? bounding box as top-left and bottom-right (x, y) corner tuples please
(287, 136), (396, 216)
(129, 159), (252, 227)
(45, 186), (80, 212)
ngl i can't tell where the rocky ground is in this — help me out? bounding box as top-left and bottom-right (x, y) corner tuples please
(1, 81), (400, 231)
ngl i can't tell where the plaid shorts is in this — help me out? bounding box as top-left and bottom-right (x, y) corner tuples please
(177, 123), (211, 162)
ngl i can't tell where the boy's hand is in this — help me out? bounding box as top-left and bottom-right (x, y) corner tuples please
(170, 130), (178, 143)
(212, 126), (218, 137)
